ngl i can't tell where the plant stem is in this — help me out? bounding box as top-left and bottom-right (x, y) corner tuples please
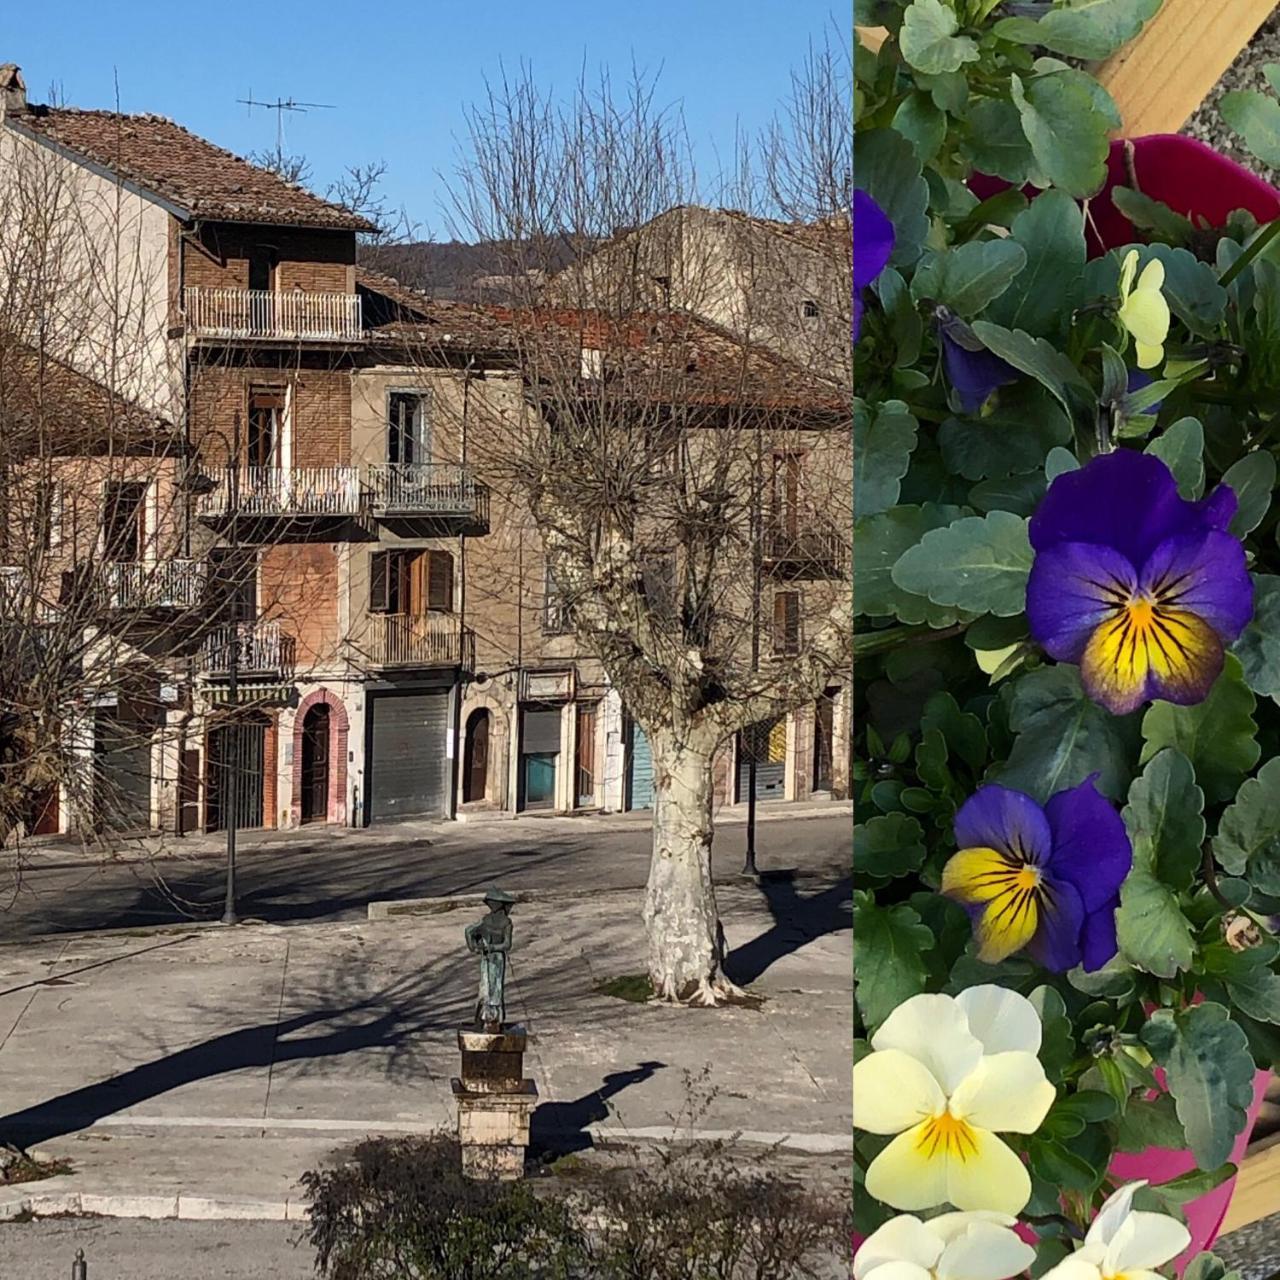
(1201, 845), (1276, 935)
(1219, 217), (1280, 288)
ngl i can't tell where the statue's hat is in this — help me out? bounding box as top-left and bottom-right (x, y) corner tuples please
(483, 887), (516, 905)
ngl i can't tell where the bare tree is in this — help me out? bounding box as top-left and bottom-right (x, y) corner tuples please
(445, 61), (851, 1004)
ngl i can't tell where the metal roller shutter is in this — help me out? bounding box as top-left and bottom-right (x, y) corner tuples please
(369, 690), (450, 822)
(627, 721), (654, 811)
(737, 718), (786, 804)
(94, 709), (152, 833)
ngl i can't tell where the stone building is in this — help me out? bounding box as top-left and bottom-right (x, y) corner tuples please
(0, 64), (849, 839)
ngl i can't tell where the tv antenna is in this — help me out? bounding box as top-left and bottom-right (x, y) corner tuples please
(238, 91), (335, 154)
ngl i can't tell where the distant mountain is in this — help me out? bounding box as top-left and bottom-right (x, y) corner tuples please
(358, 237), (591, 302)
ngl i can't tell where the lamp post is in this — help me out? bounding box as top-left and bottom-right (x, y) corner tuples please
(221, 410), (242, 926)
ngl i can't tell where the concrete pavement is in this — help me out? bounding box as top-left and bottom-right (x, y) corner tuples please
(0, 806), (850, 942)
(0, 881), (851, 1218)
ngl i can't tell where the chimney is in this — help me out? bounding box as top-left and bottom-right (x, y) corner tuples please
(1, 64), (27, 117)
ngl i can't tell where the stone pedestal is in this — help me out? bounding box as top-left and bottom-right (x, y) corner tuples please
(452, 1025), (537, 1181)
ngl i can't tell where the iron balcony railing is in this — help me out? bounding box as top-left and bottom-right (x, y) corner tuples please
(201, 621), (296, 678)
(183, 286), (363, 342)
(198, 466), (362, 519)
(763, 517), (847, 573)
(367, 613), (473, 669)
(365, 464), (490, 525)
(101, 559), (204, 610)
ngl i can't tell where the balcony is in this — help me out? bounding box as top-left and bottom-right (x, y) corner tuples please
(200, 621), (296, 679)
(365, 464), (491, 533)
(762, 517), (847, 579)
(101, 560), (204, 611)
(183, 286), (363, 343)
(197, 466), (362, 528)
(367, 613), (474, 669)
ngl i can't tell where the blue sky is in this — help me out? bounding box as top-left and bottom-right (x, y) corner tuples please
(7, 1), (845, 240)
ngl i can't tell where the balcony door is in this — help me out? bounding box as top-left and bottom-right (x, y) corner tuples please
(770, 451), (803, 538)
(387, 392), (429, 466)
(370, 548), (453, 617)
(101, 481), (147, 562)
(246, 389), (285, 469)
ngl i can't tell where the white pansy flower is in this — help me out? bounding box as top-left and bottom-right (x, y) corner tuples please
(1040, 1182), (1192, 1280)
(855, 1210), (1036, 1280)
(853, 985), (1056, 1215)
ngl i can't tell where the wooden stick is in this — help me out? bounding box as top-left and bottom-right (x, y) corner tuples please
(1094, 0), (1279, 136)
(1221, 1132), (1280, 1235)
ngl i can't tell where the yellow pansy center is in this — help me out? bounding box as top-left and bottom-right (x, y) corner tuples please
(1012, 864), (1041, 892)
(915, 1110), (980, 1163)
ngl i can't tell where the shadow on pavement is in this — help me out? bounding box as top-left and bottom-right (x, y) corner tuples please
(723, 873), (851, 987)
(529, 1060), (666, 1157)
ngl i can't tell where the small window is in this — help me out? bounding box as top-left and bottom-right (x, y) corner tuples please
(581, 347), (604, 380)
(801, 299), (820, 319)
(772, 591), (801, 656)
(34, 482), (61, 552)
(388, 392), (429, 466)
(639, 555), (676, 617)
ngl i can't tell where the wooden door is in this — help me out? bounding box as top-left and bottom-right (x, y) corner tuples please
(575, 705), (597, 807)
(301, 703), (331, 824)
(463, 708), (489, 803)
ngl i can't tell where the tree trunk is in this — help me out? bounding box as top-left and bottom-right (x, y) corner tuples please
(642, 738), (744, 1006)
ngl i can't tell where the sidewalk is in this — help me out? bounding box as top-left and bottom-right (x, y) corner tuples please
(0, 882), (851, 1219)
(12, 797), (852, 871)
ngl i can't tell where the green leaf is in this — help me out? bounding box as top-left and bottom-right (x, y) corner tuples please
(962, 97), (1035, 185)
(997, 665), (1140, 803)
(1045, 447), (1079, 481)
(1111, 186), (1195, 241)
(891, 511), (1033, 617)
(938, 405), (1070, 481)
(921, 691), (986, 771)
(853, 896), (935, 1028)
(995, 0), (1160, 60)
(1010, 69), (1117, 199)
(854, 400), (918, 519)
(892, 91), (946, 165)
(854, 812), (927, 879)
(1233, 576), (1280, 706)
(857, 129), (931, 270)
(916, 69), (970, 115)
(1213, 756), (1280, 894)
(855, 503), (977, 627)
(1140, 245), (1229, 338)
(1182, 1254), (1243, 1280)
(987, 189), (1086, 340)
(1115, 847), (1196, 980)
(970, 473), (1047, 517)
(1145, 417), (1205, 500)
(911, 240), (1028, 317)
(899, 0), (980, 75)
(1223, 451), (1276, 538)
(970, 321), (1091, 422)
(1141, 1003), (1258, 1170)
(1140, 656), (1260, 806)
(875, 267), (924, 369)
(1123, 748), (1205, 891)
(1222, 960), (1280, 1024)
(1221, 88), (1280, 170)
(1115, 1093), (1186, 1153)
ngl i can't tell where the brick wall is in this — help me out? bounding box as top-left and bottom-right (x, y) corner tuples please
(261, 543), (339, 669)
(181, 223), (355, 294)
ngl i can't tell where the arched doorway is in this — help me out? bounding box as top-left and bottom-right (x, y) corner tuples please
(300, 702), (331, 824)
(463, 708), (490, 803)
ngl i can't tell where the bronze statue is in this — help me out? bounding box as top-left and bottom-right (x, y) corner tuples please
(465, 888), (515, 1029)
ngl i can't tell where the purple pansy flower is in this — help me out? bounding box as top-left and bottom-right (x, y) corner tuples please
(942, 778), (1132, 973)
(1026, 450), (1254, 716)
(854, 190), (894, 341)
(938, 310), (1021, 413)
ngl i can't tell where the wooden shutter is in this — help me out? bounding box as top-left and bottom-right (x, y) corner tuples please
(428, 549), (454, 612)
(369, 551), (390, 613)
(773, 591), (800, 655)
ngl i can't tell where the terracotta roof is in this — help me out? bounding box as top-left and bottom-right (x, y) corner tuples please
(9, 106), (374, 231)
(356, 267), (517, 351)
(0, 343), (174, 457)
(490, 307), (845, 414)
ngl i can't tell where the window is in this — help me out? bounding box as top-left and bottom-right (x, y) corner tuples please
(544, 564), (571, 634)
(772, 590), (800, 656)
(370, 548), (453, 615)
(639, 555), (677, 618)
(388, 392), (429, 466)
(801, 299), (820, 319)
(247, 389), (284, 468)
(101, 481), (146, 562)
(581, 347), (604, 380)
(207, 548), (257, 622)
(248, 248), (276, 293)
